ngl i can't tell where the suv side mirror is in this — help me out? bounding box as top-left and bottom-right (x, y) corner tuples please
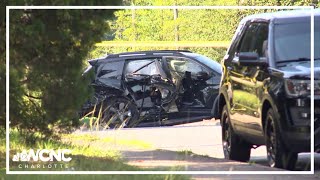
(236, 52), (268, 67)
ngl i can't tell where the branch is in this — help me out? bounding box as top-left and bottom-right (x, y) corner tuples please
(24, 93), (42, 100)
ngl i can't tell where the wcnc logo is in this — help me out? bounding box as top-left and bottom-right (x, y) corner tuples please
(12, 149), (72, 169)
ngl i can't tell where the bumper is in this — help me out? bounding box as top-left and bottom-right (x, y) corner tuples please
(282, 126), (320, 153)
(315, 113), (320, 152)
(279, 98), (320, 153)
(315, 127), (320, 152)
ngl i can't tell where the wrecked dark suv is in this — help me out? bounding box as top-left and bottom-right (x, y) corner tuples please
(81, 50), (222, 128)
(213, 10), (320, 170)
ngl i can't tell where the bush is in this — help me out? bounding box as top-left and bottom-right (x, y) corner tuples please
(5, 0), (121, 142)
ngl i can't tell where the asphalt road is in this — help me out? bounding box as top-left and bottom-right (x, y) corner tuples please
(174, 120), (320, 171)
(77, 119), (320, 179)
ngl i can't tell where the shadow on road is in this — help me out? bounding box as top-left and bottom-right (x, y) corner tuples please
(122, 149), (282, 171)
(121, 149), (320, 180)
(250, 153), (320, 171)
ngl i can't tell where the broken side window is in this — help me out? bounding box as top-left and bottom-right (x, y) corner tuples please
(96, 60), (125, 89)
(125, 59), (160, 76)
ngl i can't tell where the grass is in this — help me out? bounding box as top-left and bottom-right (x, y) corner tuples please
(101, 137), (152, 149)
(177, 150), (194, 156)
(0, 129), (190, 180)
(63, 134), (153, 150)
(248, 161), (256, 165)
(176, 150), (212, 160)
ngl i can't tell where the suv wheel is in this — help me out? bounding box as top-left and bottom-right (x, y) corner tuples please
(100, 97), (139, 129)
(265, 108), (298, 170)
(221, 105), (251, 162)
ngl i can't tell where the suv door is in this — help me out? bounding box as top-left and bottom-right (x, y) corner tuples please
(163, 56), (216, 116)
(228, 22), (269, 141)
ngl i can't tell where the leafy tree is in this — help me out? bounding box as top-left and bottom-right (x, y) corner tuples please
(0, 2), (6, 127)
(4, 0), (121, 140)
(2, 0), (318, 140)
(90, 0), (318, 62)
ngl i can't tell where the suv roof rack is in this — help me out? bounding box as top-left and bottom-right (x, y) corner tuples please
(107, 50), (192, 58)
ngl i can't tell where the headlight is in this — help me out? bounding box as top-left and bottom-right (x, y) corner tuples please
(316, 81), (320, 96)
(285, 79), (310, 97)
(285, 79), (320, 97)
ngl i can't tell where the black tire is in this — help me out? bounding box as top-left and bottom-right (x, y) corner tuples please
(265, 108), (298, 170)
(99, 97), (139, 129)
(221, 105), (251, 162)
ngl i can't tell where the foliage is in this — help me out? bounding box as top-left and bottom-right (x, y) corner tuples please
(5, 0), (121, 140)
(88, 0), (319, 62)
(2, 0), (319, 141)
(0, 0), (7, 127)
(0, 129), (190, 180)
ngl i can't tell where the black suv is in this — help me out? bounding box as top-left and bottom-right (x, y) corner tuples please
(213, 10), (320, 170)
(81, 50), (221, 128)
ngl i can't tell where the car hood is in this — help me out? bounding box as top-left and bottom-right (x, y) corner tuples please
(277, 60), (320, 80)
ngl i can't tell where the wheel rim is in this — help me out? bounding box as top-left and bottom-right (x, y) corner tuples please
(266, 116), (277, 167)
(101, 100), (133, 129)
(222, 110), (231, 158)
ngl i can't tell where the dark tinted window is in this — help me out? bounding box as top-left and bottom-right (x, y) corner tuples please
(255, 24), (269, 57)
(227, 24), (245, 58)
(239, 23), (259, 53)
(238, 23), (269, 57)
